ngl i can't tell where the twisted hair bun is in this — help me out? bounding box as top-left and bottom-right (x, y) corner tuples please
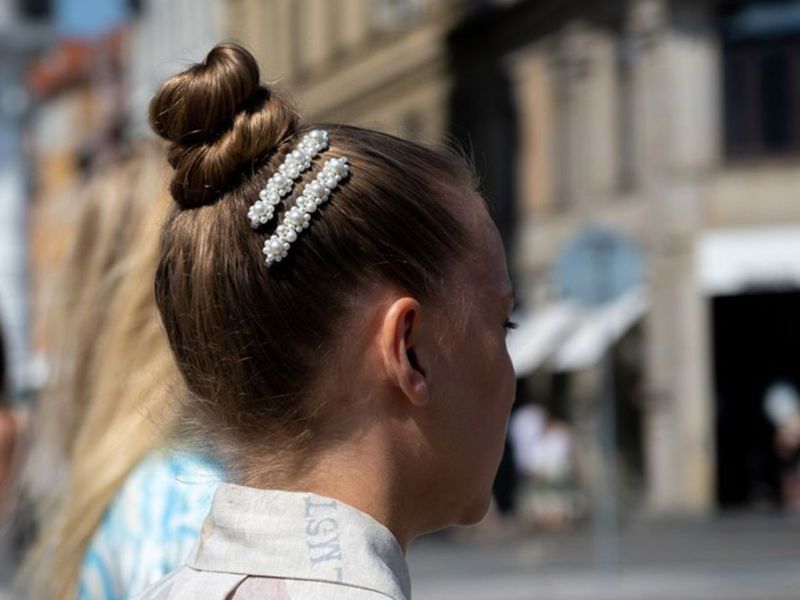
(149, 43), (298, 208)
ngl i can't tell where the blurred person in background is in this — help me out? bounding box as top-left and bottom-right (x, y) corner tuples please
(0, 318), (34, 581)
(510, 399), (582, 530)
(0, 321), (28, 518)
(21, 143), (222, 600)
(134, 42), (516, 599)
(764, 380), (800, 512)
(509, 398), (545, 485)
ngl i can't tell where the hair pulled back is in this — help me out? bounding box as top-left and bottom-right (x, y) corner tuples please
(149, 43), (476, 476)
(149, 43), (298, 207)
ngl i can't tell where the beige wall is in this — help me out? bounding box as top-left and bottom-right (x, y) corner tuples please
(708, 166), (800, 227)
(508, 43), (556, 221)
(229, 0), (457, 143)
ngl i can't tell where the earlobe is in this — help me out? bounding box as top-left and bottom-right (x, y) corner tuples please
(380, 297), (430, 407)
(405, 347), (428, 406)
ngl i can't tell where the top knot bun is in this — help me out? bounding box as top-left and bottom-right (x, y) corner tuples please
(149, 43), (298, 208)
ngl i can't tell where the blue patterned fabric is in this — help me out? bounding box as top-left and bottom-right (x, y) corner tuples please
(77, 450), (223, 600)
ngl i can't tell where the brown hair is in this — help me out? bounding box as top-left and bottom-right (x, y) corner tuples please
(149, 43), (476, 480)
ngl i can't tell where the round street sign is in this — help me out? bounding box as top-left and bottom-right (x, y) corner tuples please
(554, 225), (645, 309)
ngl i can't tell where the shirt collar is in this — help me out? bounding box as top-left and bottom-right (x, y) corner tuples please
(187, 483), (411, 600)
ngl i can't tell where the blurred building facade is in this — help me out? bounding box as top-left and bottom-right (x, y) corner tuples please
(15, 0), (800, 518)
(228, 0), (800, 517)
(0, 0), (52, 395)
(20, 0), (225, 387)
(23, 0), (132, 385)
(229, 0), (458, 141)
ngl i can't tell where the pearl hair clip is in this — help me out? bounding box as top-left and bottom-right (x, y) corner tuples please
(247, 129), (329, 228)
(263, 155), (350, 267)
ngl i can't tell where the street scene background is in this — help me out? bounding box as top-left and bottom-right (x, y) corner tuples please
(2, 0), (800, 598)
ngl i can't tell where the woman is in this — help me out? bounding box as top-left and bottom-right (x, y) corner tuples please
(22, 146), (222, 600)
(138, 42), (516, 600)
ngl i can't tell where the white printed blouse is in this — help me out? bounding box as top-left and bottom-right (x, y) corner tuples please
(134, 483), (411, 600)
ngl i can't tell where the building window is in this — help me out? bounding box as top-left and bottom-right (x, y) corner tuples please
(722, 2), (800, 157)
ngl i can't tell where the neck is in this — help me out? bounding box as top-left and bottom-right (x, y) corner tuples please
(243, 427), (421, 552)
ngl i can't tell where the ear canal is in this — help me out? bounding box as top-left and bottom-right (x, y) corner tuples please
(406, 348), (424, 375)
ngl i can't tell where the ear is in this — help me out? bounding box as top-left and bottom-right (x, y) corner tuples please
(379, 297), (430, 407)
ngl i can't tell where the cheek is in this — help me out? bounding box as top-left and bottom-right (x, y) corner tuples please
(471, 337), (516, 450)
(486, 336), (516, 413)
(485, 342), (516, 460)
(441, 323), (515, 453)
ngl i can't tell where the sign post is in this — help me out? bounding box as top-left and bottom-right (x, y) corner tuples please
(554, 226), (645, 570)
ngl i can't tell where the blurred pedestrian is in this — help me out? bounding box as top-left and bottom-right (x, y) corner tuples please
(21, 143), (222, 600)
(764, 380), (800, 512)
(0, 321), (27, 518)
(510, 400), (582, 530)
(509, 400), (546, 480)
(135, 42), (516, 599)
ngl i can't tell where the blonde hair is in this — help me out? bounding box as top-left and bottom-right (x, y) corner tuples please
(23, 142), (184, 600)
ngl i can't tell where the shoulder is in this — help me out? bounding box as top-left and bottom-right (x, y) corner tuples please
(79, 451), (224, 599)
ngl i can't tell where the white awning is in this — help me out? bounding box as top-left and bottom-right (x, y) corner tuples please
(552, 287), (648, 372)
(699, 226), (800, 295)
(507, 303), (577, 376)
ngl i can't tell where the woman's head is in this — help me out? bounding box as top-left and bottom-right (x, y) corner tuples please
(149, 43), (515, 532)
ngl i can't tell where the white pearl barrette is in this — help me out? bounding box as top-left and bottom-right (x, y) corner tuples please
(246, 129), (329, 229)
(263, 155), (350, 267)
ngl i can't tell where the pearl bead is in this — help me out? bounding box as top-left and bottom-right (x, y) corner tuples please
(288, 211), (303, 226)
